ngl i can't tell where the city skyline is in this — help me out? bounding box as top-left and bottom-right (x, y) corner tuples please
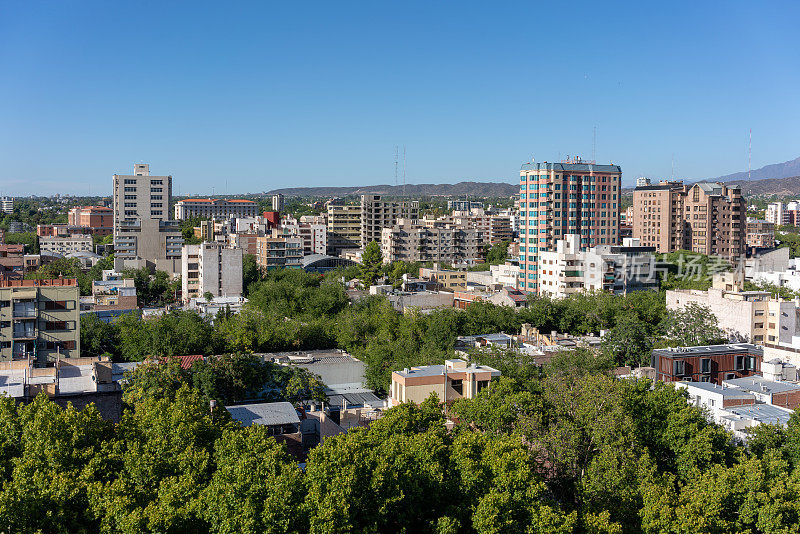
(2, 1), (799, 195)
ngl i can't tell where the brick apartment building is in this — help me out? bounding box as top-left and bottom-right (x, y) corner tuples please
(68, 206), (113, 236)
(652, 344), (762, 385)
(632, 181), (746, 260)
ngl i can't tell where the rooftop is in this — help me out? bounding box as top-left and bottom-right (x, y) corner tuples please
(652, 343), (762, 358)
(393, 362), (501, 379)
(678, 381), (756, 399)
(226, 401), (300, 427)
(728, 404), (793, 426)
(723, 376), (800, 395)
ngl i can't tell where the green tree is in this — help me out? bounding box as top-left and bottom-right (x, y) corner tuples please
(360, 240), (383, 287)
(201, 426), (306, 534)
(601, 313), (654, 366)
(659, 302), (726, 346)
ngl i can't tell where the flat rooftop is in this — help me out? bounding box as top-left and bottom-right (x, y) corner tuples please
(723, 376), (800, 395)
(394, 363), (501, 379)
(728, 404), (793, 426)
(653, 343), (762, 358)
(678, 381), (756, 399)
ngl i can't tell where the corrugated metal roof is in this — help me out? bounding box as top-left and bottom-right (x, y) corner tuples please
(226, 401), (300, 427)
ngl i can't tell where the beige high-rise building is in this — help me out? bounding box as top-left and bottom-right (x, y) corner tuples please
(0, 278), (80, 363)
(360, 195), (419, 246)
(113, 163), (183, 273)
(327, 204), (361, 255)
(633, 181), (745, 259)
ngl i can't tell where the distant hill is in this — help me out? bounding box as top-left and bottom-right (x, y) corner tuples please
(265, 181), (519, 198)
(715, 156), (800, 183)
(723, 175), (800, 197)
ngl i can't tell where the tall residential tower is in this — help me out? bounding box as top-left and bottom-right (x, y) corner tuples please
(518, 159), (622, 292)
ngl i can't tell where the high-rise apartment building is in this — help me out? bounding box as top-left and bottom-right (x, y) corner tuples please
(632, 181), (745, 259)
(68, 206), (113, 236)
(0, 197), (13, 214)
(360, 195), (419, 246)
(518, 159), (622, 292)
(272, 194), (285, 212)
(0, 278), (80, 362)
(181, 243), (243, 303)
(113, 163), (183, 273)
(174, 198), (258, 220)
(327, 204), (361, 255)
(380, 219), (479, 265)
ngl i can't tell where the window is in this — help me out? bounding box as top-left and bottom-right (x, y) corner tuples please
(700, 358), (711, 373)
(673, 360), (685, 376)
(44, 321), (68, 331)
(450, 379), (463, 395)
(124, 179), (137, 184)
(44, 301), (67, 310)
(124, 187), (137, 192)
(736, 355), (745, 371)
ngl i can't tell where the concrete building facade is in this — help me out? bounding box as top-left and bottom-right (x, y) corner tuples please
(538, 234), (658, 298)
(360, 195), (419, 246)
(518, 159), (622, 292)
(112, 164), (183, 274)
(666, 282), (795, 345)
(381, 220), (479, 265)
(39, 235), (93, 257)
(181, 243), (243, 303)
(0, 278), (80, 363)
(256, 231), (303, 270)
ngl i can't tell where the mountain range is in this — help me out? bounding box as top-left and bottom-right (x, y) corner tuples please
(265, 156), (800, 198)
(265, 181), (519, 198)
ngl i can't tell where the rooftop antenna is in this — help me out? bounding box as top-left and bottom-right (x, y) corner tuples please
(748, 128), (752, 181)
(402, 145), (407, 199)
(394, 146), (399, 188)
(592, 126), (596, 162)
(671, 153), (675, 180)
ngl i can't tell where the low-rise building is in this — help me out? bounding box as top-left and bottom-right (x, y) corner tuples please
(68, 206), (113, 236)
(0, 244), (24, 280)
(389, 359), (501, 406)
(174, 198), (258, 220)
(418, 265), (468, 291)
(538, 234), (658, 298)
(0, 278), (81, 362)
(746, 218), (776, 248)
(651, 343), (762, 385)
(39, 235), (93, 257)
(255, 231), (303, 270)
(666, 279), (795, 344)
(722, 375), (800, 410)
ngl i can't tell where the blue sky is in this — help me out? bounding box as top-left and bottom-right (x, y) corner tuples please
(1, 1), (798, 195)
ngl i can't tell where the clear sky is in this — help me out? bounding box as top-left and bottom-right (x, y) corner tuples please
(1, 1), (799, 196)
